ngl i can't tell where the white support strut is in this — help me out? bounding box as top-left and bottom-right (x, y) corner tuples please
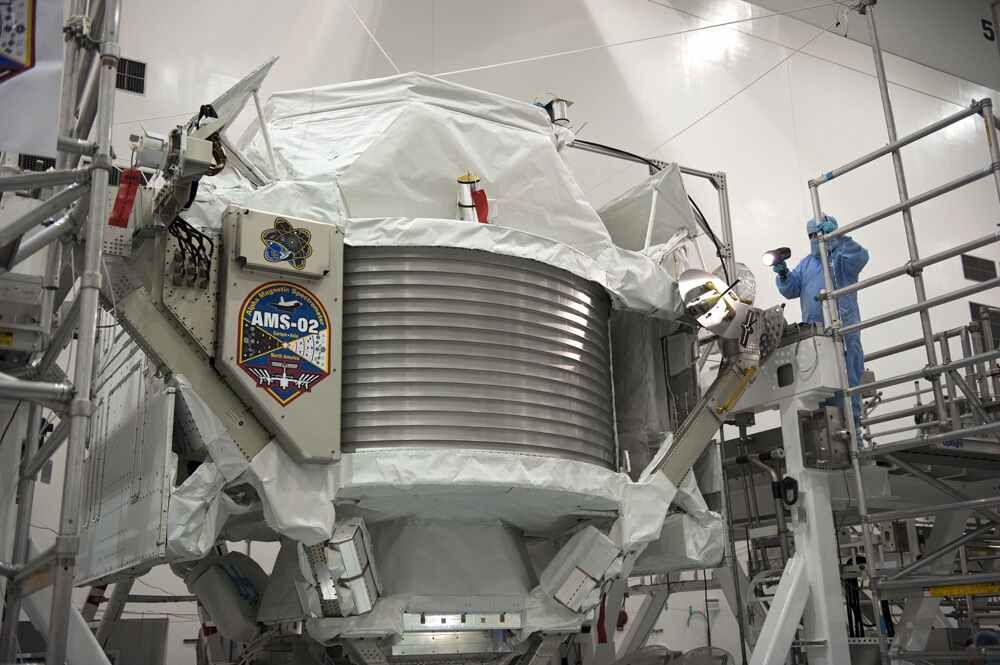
(749, 554), (808, 665)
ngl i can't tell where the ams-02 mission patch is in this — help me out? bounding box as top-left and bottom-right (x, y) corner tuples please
(237, 282), (330, 406)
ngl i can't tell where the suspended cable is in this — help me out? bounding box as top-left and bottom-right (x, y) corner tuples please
(346, 1), (401, 74)
(585, 17), (838, 197)
(435, 2), (840, 77)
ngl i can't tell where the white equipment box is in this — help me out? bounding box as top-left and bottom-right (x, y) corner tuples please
(217, 207), (344, 463)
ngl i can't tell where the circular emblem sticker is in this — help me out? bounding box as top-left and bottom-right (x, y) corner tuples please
(237, 282), (330, 406)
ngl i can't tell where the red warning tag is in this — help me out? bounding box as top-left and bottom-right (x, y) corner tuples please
(471, 189), (489, 224)
(108, 168), (142, 228)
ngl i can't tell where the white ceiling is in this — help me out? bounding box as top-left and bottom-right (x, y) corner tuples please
(752, 0), (1000, 91)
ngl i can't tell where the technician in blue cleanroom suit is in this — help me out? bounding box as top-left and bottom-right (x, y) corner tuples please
(773, 215), (870, 428)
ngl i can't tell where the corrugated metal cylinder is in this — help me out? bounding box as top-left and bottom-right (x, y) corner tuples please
(341, 246), (615, 467)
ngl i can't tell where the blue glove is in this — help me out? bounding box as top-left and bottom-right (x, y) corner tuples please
(772, 261), (788, 277)
(817, 217), (837, 234)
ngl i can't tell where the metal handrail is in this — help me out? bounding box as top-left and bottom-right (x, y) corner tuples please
(830, 165), (998, 239)
(865, 327), (965, 363)
(865, 495), (1000, 523)
(848, 349), (1000, 396)
(841, 277), (1000, 336)
(860, 421), (1000, 457)
(809, 100), (989, 187)
(823, 230), (1000, 301)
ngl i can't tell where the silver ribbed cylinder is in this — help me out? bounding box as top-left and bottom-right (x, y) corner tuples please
(341, 246), (615, 467)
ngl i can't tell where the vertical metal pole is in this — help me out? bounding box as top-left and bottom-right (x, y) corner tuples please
(972, 324), (991, 399)
(982, 99), (1000, 204)
(959, 545), (977, 629)
(715, 174), (737, 283)
(739, 424), (761, 528)
(810, 183), (890, 664)
(960, 328), (980, 398)
(251, 89), (278, 176)
(0, 0), (84, 657)
(939, 338), (962, 430)
(719, 432), (750, 665)
(863, 5), (949, 428)
(980, 100), (1000, 401)
(45, 1), (119, 663)
(979, 308), (1000, 399)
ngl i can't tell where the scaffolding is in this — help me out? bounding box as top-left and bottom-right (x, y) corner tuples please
(809, 3), (1000, 664)
(0, 1), (120, 663)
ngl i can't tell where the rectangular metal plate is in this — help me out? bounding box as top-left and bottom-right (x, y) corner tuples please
(798, 406), (850, 470)
(235, 208), (331, 278)
(218, 206), (343, 463)
(76, 338), (176, 585)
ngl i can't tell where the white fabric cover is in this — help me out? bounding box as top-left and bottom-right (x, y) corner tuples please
(597, 165), (699, 252)
(166, 442), (679, 559)
(184, 72), (684, 317)
(632, 471), (726, 574)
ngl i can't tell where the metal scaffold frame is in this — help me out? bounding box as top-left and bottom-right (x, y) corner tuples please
(808, 3), (1000, 664)
(0, 0), (121, 663)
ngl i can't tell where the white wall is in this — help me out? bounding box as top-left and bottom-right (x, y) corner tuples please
(6, 0), (1000, 662)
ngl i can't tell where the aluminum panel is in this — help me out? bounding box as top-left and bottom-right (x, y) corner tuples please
(342, 246), (614, 467)
(76, 340), (176, 585)
(217, 207), (344, 463)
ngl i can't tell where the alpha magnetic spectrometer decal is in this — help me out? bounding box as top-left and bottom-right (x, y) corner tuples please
(237, 282), (330, 406)
(261, 218), (313, 270)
